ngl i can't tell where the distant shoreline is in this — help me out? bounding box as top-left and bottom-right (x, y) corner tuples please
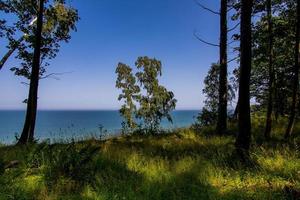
(0, 109), (201, 112)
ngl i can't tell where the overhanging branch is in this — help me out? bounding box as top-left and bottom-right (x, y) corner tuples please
(194, 0), (220, 15)
(193, 31), (219, 47)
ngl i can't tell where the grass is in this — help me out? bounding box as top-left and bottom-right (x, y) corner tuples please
(0, 120), (299, 199)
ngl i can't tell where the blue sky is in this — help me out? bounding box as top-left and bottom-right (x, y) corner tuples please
(0, 0), (237, 110)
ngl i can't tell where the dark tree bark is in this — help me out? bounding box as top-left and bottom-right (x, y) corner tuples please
(235, 0), (253, 158)
(233, 99), (239, 120)
(216, 0), (228, 135)
(18, 0), (44, 144)
(285, 0), (300, 139)
(264, 0), (274, 140)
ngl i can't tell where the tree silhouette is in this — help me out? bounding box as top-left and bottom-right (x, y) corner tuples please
(235, 0), (253, 158)
(285, 0), (300, 139)
(217, 0), (228, 135)
(0, 0), (79, 144)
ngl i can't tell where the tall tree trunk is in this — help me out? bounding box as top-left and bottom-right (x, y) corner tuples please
(264, 0), (274, 140)
(217, 0), (228, 135)
(235, 0), (253, 158)
(233, 99), (239, 120)
(285, 0), (300, 139)
(18, 0), (44, 144)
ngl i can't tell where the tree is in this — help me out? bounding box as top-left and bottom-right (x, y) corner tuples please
(264, 0), (274, 140)
(249, 1), (298, 138)
(0, 0), (78, 71)
(217, 0), (228, 135)
(115, 63), (140, 133)
(195, 63), (235, 128)
(116, 56), (177, 134)
(285, 0), (300, 139)
(18, 0), (45, 144)
(1, 0), (79, 144)
(235, 0), (253, 158)
(135, 57), (177, 133)
(194, 0), (240, 135)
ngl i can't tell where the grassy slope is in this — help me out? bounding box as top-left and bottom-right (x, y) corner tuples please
(0, 123), (299, 199)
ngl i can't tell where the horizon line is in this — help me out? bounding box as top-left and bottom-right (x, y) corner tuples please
(0, 108), (202, 111)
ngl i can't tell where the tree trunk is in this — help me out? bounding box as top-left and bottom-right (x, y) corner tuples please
(217, 0), (228, 135)
(264, 0), (274, 140)
(235, 0), (253, 158)
(18, 0), (44, 145)
(285, 0), (300, 139)
(233, 99), (239, 120)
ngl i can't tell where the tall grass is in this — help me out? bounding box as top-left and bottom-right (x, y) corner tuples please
(0, 120), (299, 199)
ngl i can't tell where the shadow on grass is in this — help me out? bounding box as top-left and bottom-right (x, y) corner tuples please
(0, 133), (296, 200)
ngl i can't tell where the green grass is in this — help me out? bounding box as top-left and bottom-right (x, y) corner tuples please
(0, 123), (299, 199)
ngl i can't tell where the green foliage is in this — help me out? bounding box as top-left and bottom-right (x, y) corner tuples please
(251, 0), (296, 115)
(1, 0), (79, 78)
(116, 56), (177, 134)
(230, 0), (298, 116)
(115, 63), (140, 132)
(193, 107), (218, 129)
(135, 57), (177, 133)
(194, 63), (236, 128)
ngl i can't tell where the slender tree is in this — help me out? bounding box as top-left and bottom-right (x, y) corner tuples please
(236, 0), (253, 158)
(1, 0), (78, 144)
(116, 57), (177, 134)
(285, 0), (300, 139)
(217, 0), (228, 135)
(264, 0), (274, 140)
(18, 0), (44, 144)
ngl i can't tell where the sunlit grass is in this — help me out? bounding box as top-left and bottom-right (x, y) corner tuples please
(0, 123), (299, 199)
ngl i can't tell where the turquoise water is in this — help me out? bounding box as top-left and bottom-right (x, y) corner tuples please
(0, 110), (199, 144)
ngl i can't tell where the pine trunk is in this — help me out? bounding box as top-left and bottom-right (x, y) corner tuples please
(264, 0), (274, 140)
(217, 0), (228, 135)
(235, 0), (253, 158)
(285, 0), (300, 139)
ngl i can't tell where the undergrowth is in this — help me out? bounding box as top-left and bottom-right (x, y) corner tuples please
(0, 118), (299, 200)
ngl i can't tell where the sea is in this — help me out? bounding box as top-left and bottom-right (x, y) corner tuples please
(0, 110), (199, 144)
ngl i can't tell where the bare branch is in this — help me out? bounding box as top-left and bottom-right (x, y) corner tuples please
(228, 39), (239, 45)
(229, 45), (239, 51)
(193, 31), (219, 47)
(21, 82), (29, 86)
(194, 0), (220, 15)
(227, 6), (235, 12)
(227, 57), (239, 64)
(228, 22), (240, 32)
(40, 71), (74, 80)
